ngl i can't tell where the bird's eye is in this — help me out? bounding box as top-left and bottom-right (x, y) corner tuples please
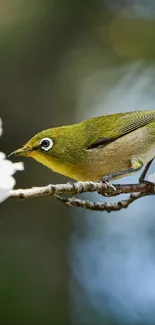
(40, 138), (53, 151)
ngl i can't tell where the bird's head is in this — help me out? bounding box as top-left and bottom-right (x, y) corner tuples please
(8, 129), (56, 159)
(8, 126), (80, 177)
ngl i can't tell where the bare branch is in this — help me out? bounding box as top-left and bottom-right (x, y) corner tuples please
(55, 193), (146, 212)
(9, 181), (155, 212)
(10, 181), (155, 199)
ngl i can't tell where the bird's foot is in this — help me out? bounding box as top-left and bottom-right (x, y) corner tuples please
(139, 159), (155, 185)
(139, 179), (155, 186)
(100, 176), (116, 191)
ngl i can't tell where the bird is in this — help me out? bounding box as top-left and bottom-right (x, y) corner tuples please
(8, 110), (155, 183)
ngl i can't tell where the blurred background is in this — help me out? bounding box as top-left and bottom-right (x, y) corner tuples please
(1, 0), (155, 324)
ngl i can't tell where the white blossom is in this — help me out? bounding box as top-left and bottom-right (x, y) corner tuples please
(0, 119), (24, 203)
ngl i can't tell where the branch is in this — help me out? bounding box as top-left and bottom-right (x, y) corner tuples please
(55, 193), (147, 212)
(9, 181), (155, 212)
(10, 181), (155, 198)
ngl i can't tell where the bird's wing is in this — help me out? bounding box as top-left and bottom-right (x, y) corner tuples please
(87, 110), (155, 149)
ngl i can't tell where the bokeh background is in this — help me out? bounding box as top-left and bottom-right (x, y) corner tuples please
(1, 0), (155, 324)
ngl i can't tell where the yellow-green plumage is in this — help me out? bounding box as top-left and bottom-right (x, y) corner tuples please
(9, 110), (155, 181)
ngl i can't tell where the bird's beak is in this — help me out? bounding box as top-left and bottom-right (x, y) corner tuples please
(8, 147), (32, 158)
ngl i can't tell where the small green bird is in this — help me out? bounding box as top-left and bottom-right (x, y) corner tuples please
(8, 110), (155, 182)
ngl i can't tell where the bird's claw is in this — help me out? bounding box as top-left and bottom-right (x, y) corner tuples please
(139, 179), (155, 186)
(100, 177), (116, 191)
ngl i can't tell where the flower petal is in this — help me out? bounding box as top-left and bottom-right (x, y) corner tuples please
(0, 175), (15, 189)
(0, 152), (6, 161)
(0, 119), (24, 203)
(12, 162), (24, 172)
(0, 188), (10, 203)
(0, 160), (14, 175)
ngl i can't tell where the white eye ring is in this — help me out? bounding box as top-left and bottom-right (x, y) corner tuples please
(40, 137), (53, 151)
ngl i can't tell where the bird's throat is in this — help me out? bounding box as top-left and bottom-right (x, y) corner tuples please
(29, 151), (77, 179)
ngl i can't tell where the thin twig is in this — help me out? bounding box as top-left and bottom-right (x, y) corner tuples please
(55, 192), (149, 212)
